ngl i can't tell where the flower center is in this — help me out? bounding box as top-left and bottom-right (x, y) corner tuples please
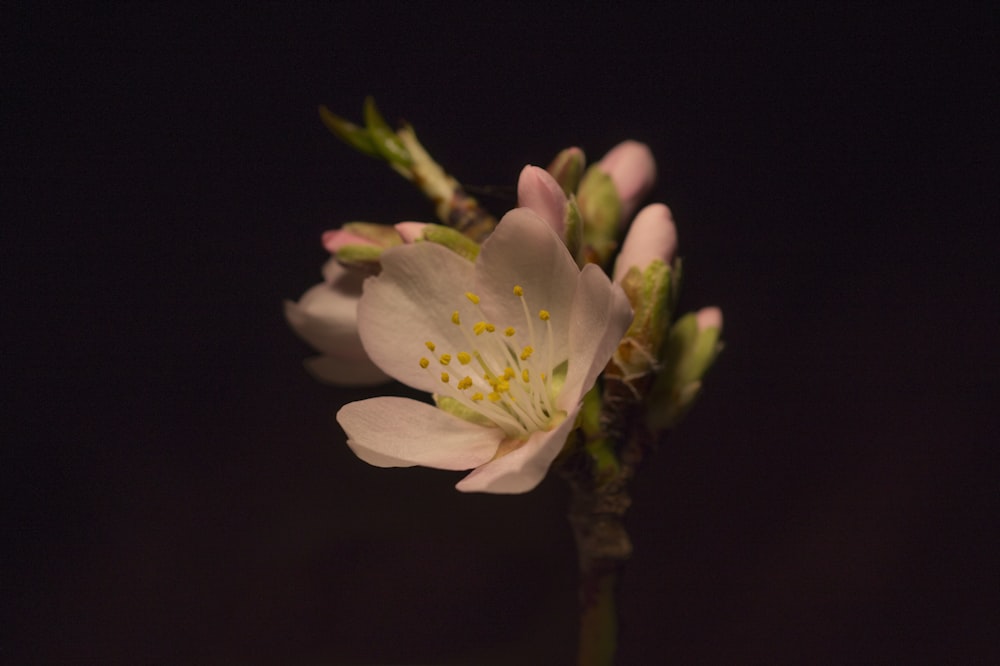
(419, 285), (560, 438)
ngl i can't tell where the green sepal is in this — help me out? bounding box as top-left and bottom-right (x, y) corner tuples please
(318, 105), (380, 158)
(362, 96), (412, 168)
(341, 221), (403, 248)
(547, 147), (586, 196)
(434, 395), (495, 427)
(564, 195), (583, 262)
(420, 224), (481, 262)
(576, 165), (622, 266)
(647, 313), (723, 430)
(334, 243), (384, 269)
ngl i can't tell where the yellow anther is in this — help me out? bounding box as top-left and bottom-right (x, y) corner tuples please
(457, 351), (472, 365)
(485, 323), (496, 333)
(451, 311), (461, 325)
(457, 376), (473, 390)
(513, 285), (524, 296)
(488, 392), (502, 402)
(503, 367), (515, 380)
(539, 309), (551, 321)
(504, 327), (515, 337)
(440, 372), (450, 383)
(439, 354), (451, 365)
(521, 369), (530, 383)
(471, 392), (484, 401)
(425, 341), (436, 351)
(465, 291), (480, 304)
(473, 321), (487, 335)
(541, 372), (548, 381)
(497, 380), (510, 392)
(520, 346), (534, 360)
(419, 357), (430, 369)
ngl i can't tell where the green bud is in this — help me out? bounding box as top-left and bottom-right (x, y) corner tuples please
(362, 96), (413, 168)
(576, 165), (622, 266)
(614, 259), (673, 380)
(318, 105), (380, 158)
(334, 243), (385, 270)
(647, 312), (723, 431)
(340, 221), (404, 248)
(420, 224), (481, 262)
(546, 147), (586, 196)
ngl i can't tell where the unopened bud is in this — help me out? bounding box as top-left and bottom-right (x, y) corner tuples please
(546, 147), (586, 195)
(517, 165), (568, 237)
(612, 204), (677, 283)
(598, 140), (656, 223)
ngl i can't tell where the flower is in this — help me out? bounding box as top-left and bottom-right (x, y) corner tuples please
(596, 140), (657, 224)
(284, 259), (392, 385)
(612, 203), (677, 283)
(336, 208), (633, 493)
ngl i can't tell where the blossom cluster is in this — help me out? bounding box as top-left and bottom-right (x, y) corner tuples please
(287, 130), (721, 493)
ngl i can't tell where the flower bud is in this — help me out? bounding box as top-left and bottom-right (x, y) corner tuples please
(647, 307), (723, 431)
(612, 204), (677, 284)
(598, 140), (656, 223)
(517, 165), (568, 237)
(546, 146), (586, 195)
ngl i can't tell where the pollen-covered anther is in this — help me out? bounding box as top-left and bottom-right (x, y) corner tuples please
(457, 352), (472, 365)
(521, 369), (530, 383)
(504, 327), (515, 337)
(539, 310), (551, 321)
(451, 311), (461, 325)
(473, 321), (488, 335)
(471, 392), (484, 401)
(440, 372), (450, 383)
(419, 357), (430, 369)
(439, 354), (451, 365)
(425, 341), (436, 351)
(488, 392), (502, 402)
(503, 367), (515, 380)
(513, 285), (524, 296)
(520, 346), (534, 360)
(457, 376), (473, 390)
(465, 291), (480, 304)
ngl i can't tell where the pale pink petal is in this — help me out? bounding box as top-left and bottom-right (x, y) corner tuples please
(472, 208), (579, 356)
(394, 221), (427, 244)
(322, 229), (379, 253)
(358, 242), (478, 393)
(517, 165), (567, 236)
(696, 306), (723, 331)
(612, 204), (678, 283)
(559, 264), (633, 407)
(304, 355), (390, 386)
(284, 283), (365, 358)
(599, 140), (657, 222)
(454, 408), (580, 493)
(337, 397), (503, 470)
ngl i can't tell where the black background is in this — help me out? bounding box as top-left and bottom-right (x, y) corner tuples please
(5, 4), (997, 664)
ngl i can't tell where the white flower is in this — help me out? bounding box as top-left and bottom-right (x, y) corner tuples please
(336, 208), (633, 493)
(284, 259), (392, 386)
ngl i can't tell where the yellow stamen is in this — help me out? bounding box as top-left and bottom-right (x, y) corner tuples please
(457, 352), (472, 365)
(539, 310), (550, 321)
(465, 291), (480, 304)
(419, 358), (430, 369)
(457, 376), (473, 390)
(425, 341), (436, 351)
(451, 311), (461, 325)
(503, 367), (515, 380)
(520, 346), (534, 360)
(513, 285), (524, 296)
(485, 323), (496, 333)
(473, 321), (488, 335)
(439, 353), (451, 365)
(522, 369), (530, 383)
(440, 372), (450, 383)
(504, 327), (515, 336)
(471, 392), (484, 401)
(488, 392), (502, 402)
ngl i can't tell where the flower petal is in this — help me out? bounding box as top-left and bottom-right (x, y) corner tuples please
(517, 165), (567, 236)
(473, 208), (579, 358)
(284, 281), (365, 358)
(357, 242), (480, 393)
(304, 355), (390, 386)
(337, 396), (503, 470)
(454, 408), (580, 494)
(559, 263), (633, 407)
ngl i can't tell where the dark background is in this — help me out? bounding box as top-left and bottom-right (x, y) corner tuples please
(5, 4), (997, 664)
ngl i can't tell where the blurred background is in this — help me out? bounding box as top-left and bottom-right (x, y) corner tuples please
(5, 4), (996, 664)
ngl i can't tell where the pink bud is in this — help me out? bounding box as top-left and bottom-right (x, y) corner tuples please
(394, 221), (428, 244)
(695, 306), (723, 332)
(321, 228), (379, 254)
(599, 140), (657, 222)
(612, 204), (677, 283)
(517, 165), (567, 236)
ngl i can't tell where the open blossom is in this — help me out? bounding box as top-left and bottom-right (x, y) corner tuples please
(284, 259), (392, 386)
(336, 208), (633, 493)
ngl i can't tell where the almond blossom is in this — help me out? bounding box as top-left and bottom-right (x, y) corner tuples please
(336, 208), (633, 493)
